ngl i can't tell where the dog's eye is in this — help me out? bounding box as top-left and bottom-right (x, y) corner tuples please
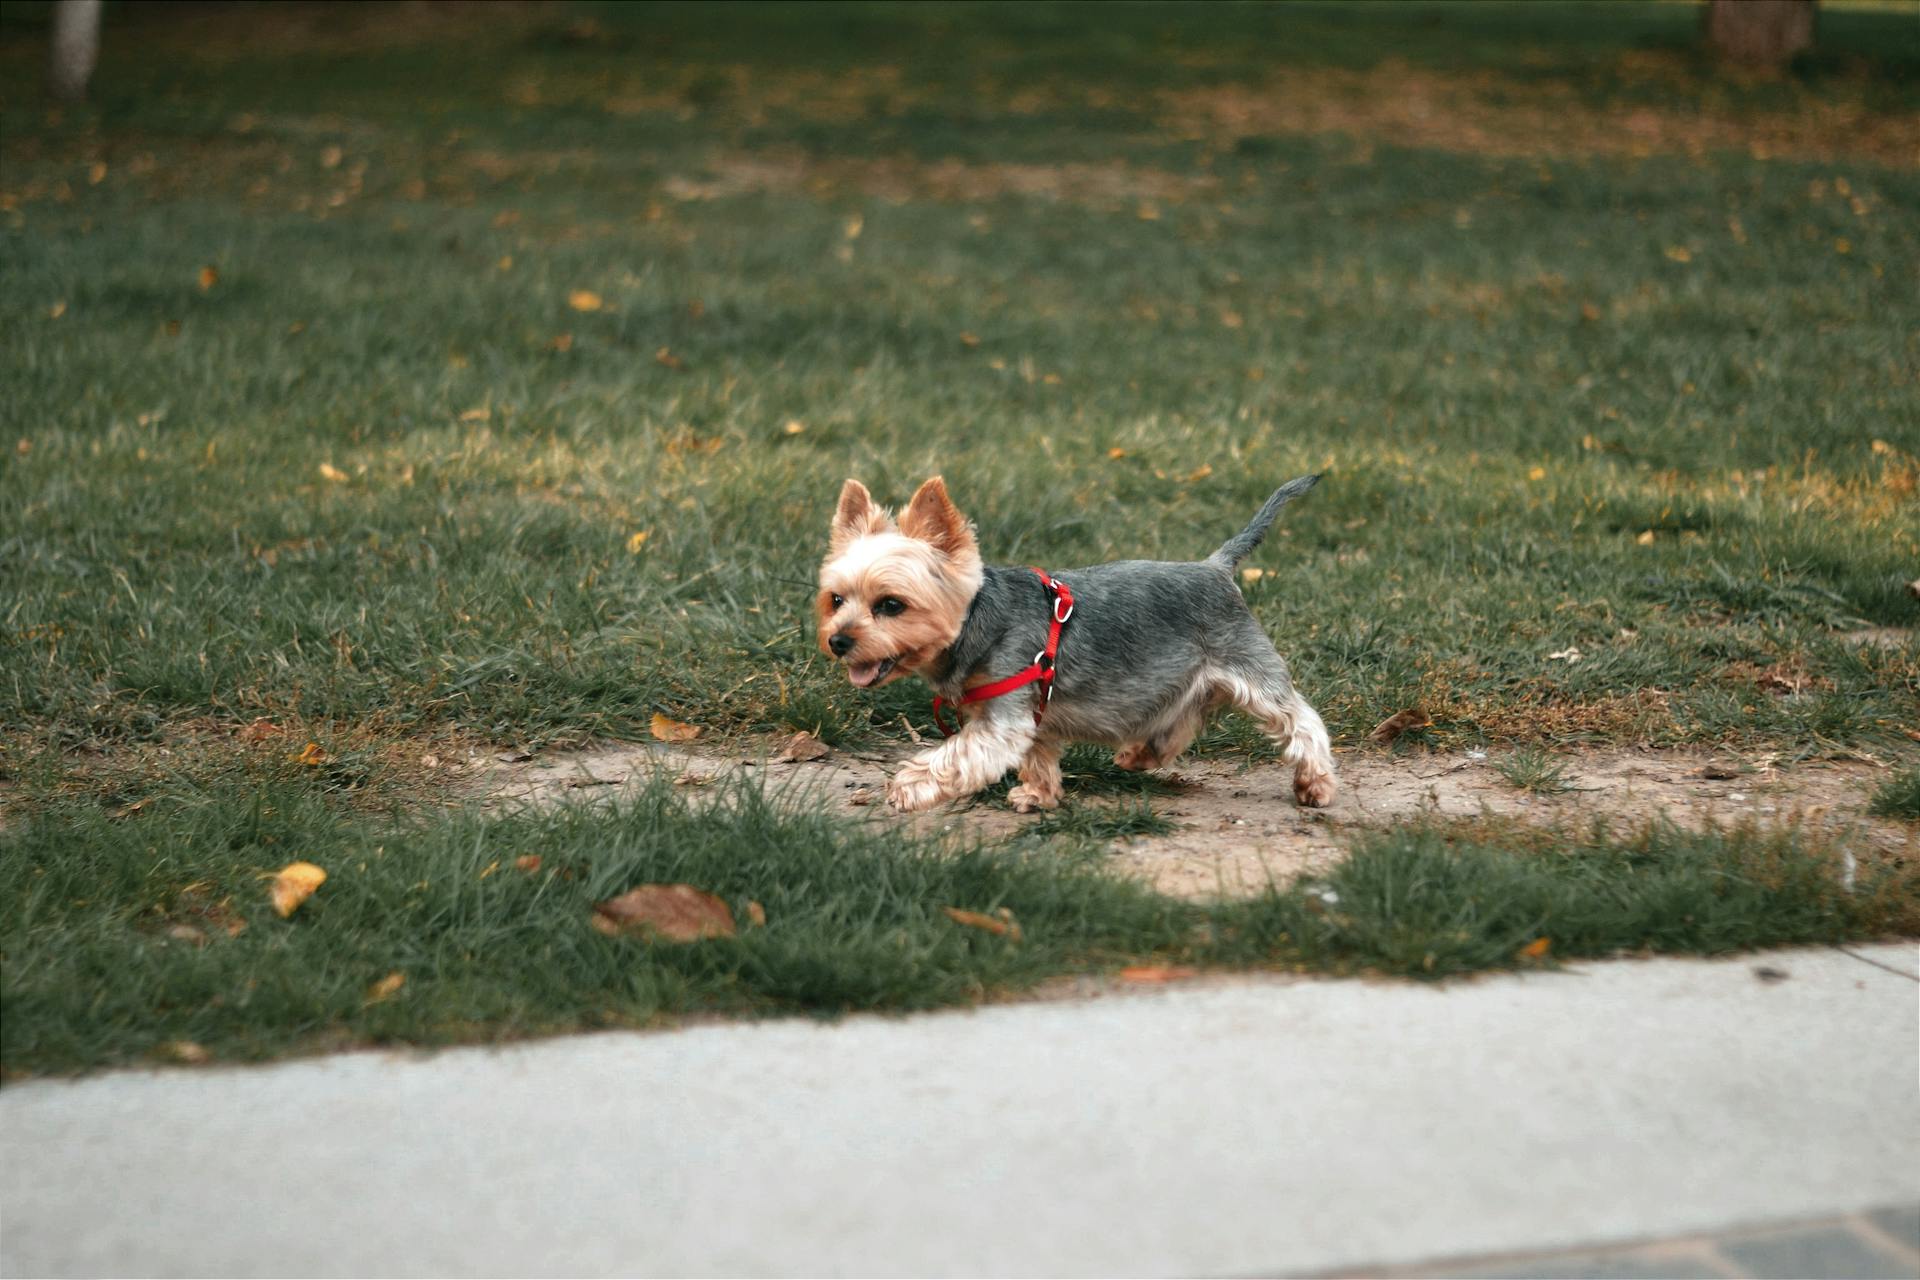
(874, 597), (907, 617)
(830, 594), (845, 609)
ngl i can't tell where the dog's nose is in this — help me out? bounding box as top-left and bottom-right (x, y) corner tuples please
(829, 632), (855, 657)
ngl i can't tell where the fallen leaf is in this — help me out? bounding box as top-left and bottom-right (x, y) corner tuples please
(782, 418), (806, 435)
(650, 713), (703, 743)
(547, 332), (573, 352)
(1184, 463), (1213, 483)
(166, 923), (208, 946)
(270, 861), (327, 918)
(843, 213), (863, 240)
(1546, 647), (1583, 664)
(1579, 301), (1601, 322)
(959, 331), (980, 348)
(1663, 245), (1692, 263)
(1240, 567), (1264, 584)
(1528, 466), (1547, 481)
(592, 884), (736, 942)
(777, 731), (829, 763)
(292, 741), (326, 766)
(1698, 763), (1741, 780)
(654, 346), (685, 370)
(496, 750), (533, 764)
(163, 1040), (210, 1064)
(1107, 446), (1127, 459)
(943, 907), (1021, 942)
(478, 858), (499, 879)
(746, 900), (767, 928)
(459, 406), (490, 423)
(1517, 937), (1552, 960)
(319, 144), (343, 169)
(238, 717), (280, 743)
(366, 971), (405, 1002)
(88, 161), (106, 184)
(49, 300), (66, 319)
(1636, 530), (1656, 545)
(318, 462), (348, 483)
(568, 289), (603, 312)
(514, 854), (543, 873)
(673, 769), (714, 787)
(1369, 708), (1432, 745)
(847, 787), (877, 806)
(626, 530), (650, 553)
(1118, 965), (1199, 984)
(198, 265), (219, 291)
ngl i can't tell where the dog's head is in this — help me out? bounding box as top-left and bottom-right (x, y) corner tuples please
(816, 477), (983, 688)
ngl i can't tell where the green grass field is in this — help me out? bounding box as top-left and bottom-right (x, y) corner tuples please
(3, 0), (1917, 1074)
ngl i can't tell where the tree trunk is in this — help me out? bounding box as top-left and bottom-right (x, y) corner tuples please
(1703, 0), (1815, 69)
(49, 0), (102, 102)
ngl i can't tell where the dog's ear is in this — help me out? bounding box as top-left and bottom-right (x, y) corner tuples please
(830, 479), (891, 554)
(898, 476), (976, 560)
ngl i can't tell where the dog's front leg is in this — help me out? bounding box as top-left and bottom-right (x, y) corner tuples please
(887, 711), (1035, 813)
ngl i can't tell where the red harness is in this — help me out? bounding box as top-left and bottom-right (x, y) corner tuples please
(932, 568), (1074, 738)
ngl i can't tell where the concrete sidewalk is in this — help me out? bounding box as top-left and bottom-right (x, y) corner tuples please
(3, 944), (1916, 1278)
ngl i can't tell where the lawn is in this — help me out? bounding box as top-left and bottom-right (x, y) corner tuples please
(3, 0), (1917, 1074)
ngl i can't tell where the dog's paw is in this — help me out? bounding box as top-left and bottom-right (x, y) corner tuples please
(886, 761), (946, 813)
(1293, 770), (1337, 808)
(1007, 782), (1061, 814)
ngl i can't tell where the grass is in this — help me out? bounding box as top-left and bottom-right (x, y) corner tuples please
(2, 0), (1917, 1073)
(1869, 766), (1920, 821)
(1493, 747), (1582, 796)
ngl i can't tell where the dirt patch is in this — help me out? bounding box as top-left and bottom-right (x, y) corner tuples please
(473, 740), (1916, 900)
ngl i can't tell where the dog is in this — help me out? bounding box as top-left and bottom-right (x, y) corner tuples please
(816, 475), (1338, 814)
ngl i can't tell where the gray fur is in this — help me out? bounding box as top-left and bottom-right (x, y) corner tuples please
(929, 477), (1324, 753)
(1209, 474), (1319, 569)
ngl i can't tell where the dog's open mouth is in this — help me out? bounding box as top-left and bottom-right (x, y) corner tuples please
(846, 657), (896, 688)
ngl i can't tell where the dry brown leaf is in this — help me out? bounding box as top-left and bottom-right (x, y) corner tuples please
(1517, 937), (1552, 960)
(514, 854), (543, 873)
(777, 731), (829, 763)
(270, 861), (327, 918)
(1184, 463), (1213, 483)
(366, 971), (406, 1002)
(650, 713), (703, 743)
(198, 265), (219, 291)
(1107, 446), (1127, 459)
(943, 907), (1021, 942)
(458, 406), (491, 423)
(959, 331), (980, 348)
(654, 346), (685, 370)
(592, 884), (736, 942)
(746, 900), (767, 928)
(1369, 708), (1431, 745)
(847, 787), (876, 806)
(292, 741), (326, 766)
(548, 332), (573, 352)
(49, 300), (66, 319)
(1635, 530), (1656, 546)
(163, 1040), (210, 1064)
(166, 923), (208, 947)
(1240, 567), (1264, 584)
(238, 717), (280, 743)
(1118, 965), (1200, 984)
(318, 462), (348, 483)
(782, 418), (806, 435)
(568, 289), (604, 312)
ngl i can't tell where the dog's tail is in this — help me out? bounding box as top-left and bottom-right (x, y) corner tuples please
(1208, 474), (1320, 570)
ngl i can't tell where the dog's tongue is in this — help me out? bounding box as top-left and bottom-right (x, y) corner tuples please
(847, 659), (890, 688)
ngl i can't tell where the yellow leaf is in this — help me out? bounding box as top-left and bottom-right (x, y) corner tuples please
(1518, 936), (1552, 960)
(1240, 567), (1264, 584)
(943, 906), (1021, 942)
(746, 900), (767, 928)
(320, 145), (343, 169)
(163, 1040), (211, 1064)
(1184, 463), (1213, 483)
(650, 713), (703, 742)
(1663, 246), (1692, 263)
(497, 255), (514, 271)
(318, 462), (347, 483)
(1636, 530), (1656, 545)
(49, 300), (66, 319)
(626, 530), (651, 554)
(1528, 466), (1547, 481)
(459, 406), (491, 423)
(1107, 446), (1127, 459)
(292, 741), (326, 765)
(568, 289), (604, 312)
(843, 213), (863, 240)
(514, 854), (543, 873)
(783, 419), (806, 435)
(198, 265), (220, 291)
(366, 971), (406, 1002)
(88, 161), (107, 184)
(959, 332), (980, 348)
(270, 861), (327, 917)
(654, 346), (685, 370)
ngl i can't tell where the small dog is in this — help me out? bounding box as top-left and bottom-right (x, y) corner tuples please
(817, 475), (1338, 814)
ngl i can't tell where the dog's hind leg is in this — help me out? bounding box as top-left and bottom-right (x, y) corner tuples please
(1216, 653), (1337, 808)
(1008, 739), (1064, 813)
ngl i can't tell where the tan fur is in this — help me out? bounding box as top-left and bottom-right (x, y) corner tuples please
(816, 477), (984, 687)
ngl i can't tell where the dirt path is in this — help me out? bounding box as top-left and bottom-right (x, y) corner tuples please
(472, 739), (1914, 898)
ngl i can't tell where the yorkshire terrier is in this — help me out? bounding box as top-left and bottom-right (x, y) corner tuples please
(816, 475), (1339, 814)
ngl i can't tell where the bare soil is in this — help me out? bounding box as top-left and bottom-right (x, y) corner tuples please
(473, 740), (1916, 899)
